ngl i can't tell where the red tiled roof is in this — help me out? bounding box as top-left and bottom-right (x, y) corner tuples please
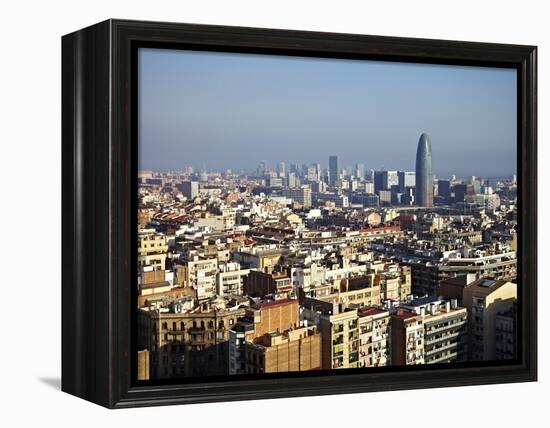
(393, 308), (417, 319)
(358, 308), (386, 317)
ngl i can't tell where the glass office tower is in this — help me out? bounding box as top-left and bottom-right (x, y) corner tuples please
(415, 133), (434, 207)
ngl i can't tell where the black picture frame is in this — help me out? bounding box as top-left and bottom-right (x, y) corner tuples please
(61, 19), (537, 408)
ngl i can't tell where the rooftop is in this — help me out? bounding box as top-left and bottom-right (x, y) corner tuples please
(409, 295), (440, 306)
(253, 298), (297, 310)
(441, 274), (472, 287)
(358, 308), (387, 317)
(467, 277), (511, 291)
(480, 279), (498, 288)
(140, 281), (170, 290)
(393, 308), (418, 319)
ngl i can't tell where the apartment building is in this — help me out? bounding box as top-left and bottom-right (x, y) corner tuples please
(358, 308), (391, 367)
(229, 299), (301, 375)
(138, 229), (168, 270)
(462, 278), (517, 361)
(436, 273), (478, 303)
(216, 262), (249, 296)
(338, 274), (381, 307)
(409, 251), (516, 296)
(391, 309), (424, 365)
(495, 303), (517, 360)
(185, 258), (218, 301)
(404, 297), (468, 364)
(138, 297), (246, 379)
(244, 269), (293, 299)
(320, 309), (359, 370)
(378, 268), (411, 302)
(392, 297), (468, 365)
(137, 350), (150, 380)
(233, 247), (285, 270)
(244, 326), (322, 374)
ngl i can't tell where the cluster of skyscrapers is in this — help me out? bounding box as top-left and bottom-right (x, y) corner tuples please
(136, 133), (518, 380)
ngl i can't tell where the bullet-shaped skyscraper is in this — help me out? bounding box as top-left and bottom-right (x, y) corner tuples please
(415, 133), (433, 207)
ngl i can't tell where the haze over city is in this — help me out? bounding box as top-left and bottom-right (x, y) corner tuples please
(138, 47), (517, 177)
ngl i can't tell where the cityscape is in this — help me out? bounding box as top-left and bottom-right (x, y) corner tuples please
(136, 132), (518, 380)
(136, 48), (517, 380)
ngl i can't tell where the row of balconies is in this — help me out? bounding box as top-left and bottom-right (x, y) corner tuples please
(425, 320), (465, 335)
(425, 340), (460, 356)
(426, 350), (458, 364)
(424, 331), (460, 346)
(406, 353), (424, 364)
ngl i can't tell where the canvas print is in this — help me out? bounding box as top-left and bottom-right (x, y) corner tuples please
(136, 48), (518, 380)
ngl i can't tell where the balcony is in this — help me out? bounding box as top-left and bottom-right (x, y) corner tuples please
(427, 350), (458, 364)
(333, 337), (344, 346)
(425, 321), (465, 335)
(426, 341), (460, 357)
(425, 331), (460, 346)
(332, 357), (344, 369)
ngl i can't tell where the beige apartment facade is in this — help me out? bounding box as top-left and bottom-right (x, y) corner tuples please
(320, 309), (359, 370)
(462, 278), (517, 361)
(358, 308), (391, 367)
(245, 326), (322, 373)
(138, 304), (245, 379)
(138, 229), (168, 270)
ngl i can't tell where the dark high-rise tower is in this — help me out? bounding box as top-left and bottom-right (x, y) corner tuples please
(415, 133), (434, 207)
(329, 155), (338, 186)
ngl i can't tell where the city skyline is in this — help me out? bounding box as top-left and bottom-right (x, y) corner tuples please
(137, 127), (518, 379)
(138, 156), (514, 181)
(138, 48), (517, 176)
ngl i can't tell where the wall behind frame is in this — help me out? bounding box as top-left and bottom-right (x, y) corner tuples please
(1, 0), (546, 426)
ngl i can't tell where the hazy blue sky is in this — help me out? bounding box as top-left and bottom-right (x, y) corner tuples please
(138, 48), (517, 177)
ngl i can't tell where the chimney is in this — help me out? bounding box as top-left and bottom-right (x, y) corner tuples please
(451, 298), (458, 309)
(419, 307), (426, 317)
(445, 301), (451, 312)
(466, 273), (477, 285)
